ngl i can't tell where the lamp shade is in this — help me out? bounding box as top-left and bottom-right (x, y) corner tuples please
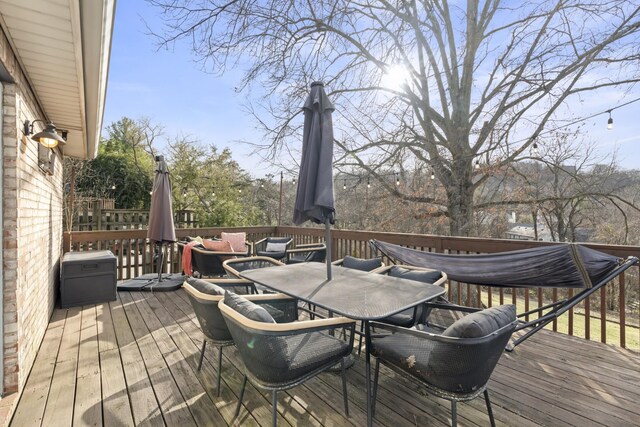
(32, 122), (66, 148)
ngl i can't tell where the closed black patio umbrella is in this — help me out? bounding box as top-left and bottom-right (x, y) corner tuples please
(293, 81), (336, 279)
(117, 155), (183, 292)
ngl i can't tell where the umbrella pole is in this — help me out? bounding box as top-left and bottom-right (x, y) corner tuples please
(325, 218), (332, 280)
(157, 244), (164, 283)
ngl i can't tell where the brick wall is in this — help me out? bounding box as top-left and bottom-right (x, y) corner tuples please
(1, 28), (63, 394)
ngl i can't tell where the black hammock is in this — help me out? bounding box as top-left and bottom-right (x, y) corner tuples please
(370, 240), (638, 350)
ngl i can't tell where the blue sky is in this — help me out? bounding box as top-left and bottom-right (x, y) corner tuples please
(104, 1), (640, 174)
(103, 1), (271, 175)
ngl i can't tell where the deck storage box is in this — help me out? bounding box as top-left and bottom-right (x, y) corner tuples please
(60, 250), (117, 308)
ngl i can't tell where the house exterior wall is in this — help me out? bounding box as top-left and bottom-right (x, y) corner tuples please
(1, 29), (63, 394)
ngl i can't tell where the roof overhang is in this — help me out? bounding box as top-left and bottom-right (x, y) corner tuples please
(0, 0), (116, 160)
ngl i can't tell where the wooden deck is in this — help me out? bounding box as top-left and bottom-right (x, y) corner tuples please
(8, 289), (640, 427)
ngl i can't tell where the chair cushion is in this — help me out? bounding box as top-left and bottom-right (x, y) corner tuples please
(442, 304), (516, 338)
(342, 256), (382, 272)
(266, 242), (288, 252)
(185, 236), (204, 244)
(221, 232), (248, 253)
(380, 309), (416, 328)
(389, 266), (442, 283)
(203, 239), (234, 252)
(267, 237), (292, 244)
(187, 277), (225, 295)
(224, 291), (276, 324)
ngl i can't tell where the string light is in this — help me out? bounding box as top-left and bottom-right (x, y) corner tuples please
(293, 178), (296, 185)
(343, 180), (347, 190)
(367, 177), (371, 189)
(111, 184), (116, 190)
(607, 110), (613, 130)
(395, 173), (400, 186)
(532, 141), (539, 156)
(430, 169), (435, 180)
(474, 160), (480, 170)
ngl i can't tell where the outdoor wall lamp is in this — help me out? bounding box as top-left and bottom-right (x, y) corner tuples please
(23, 119), (66, 148)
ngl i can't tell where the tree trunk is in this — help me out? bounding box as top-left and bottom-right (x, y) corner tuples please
(444, 160), (475, 236)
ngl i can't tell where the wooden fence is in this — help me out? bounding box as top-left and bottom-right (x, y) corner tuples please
(64, 226), (640, 350)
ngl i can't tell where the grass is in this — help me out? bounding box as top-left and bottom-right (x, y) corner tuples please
(447, 286), (639, 352)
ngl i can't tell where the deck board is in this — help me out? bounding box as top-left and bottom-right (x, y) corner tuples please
(9, 289), (640, 427)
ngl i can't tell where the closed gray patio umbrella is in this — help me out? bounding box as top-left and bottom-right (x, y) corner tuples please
(293, 81), (336, 279)
(117, 155), (183, 292)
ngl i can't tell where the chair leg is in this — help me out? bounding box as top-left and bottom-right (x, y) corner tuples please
(216, 345), (223, 397)
(357, 321), (364, 355)
(341, 358), (349, 417)
(372, 358), (380, 416)
(272, 390), (278, 427)
(451, 400), (457, 427)
(197, 340), (206, 371)
(234, 375), (248, 418)
(484, 389), (496, 427)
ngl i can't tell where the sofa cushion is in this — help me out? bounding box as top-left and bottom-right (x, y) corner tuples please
(203, 239), (234, 252)
(221, 232), (248, 253)
(442, 304), (516, 338)
(187, 277), (226, 295)
(388, 266), (442, 284)
(224, 291), (276, 323)
(342, 256), (382, 272)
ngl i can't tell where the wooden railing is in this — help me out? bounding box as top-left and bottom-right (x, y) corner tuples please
(64, 226), (640, 351)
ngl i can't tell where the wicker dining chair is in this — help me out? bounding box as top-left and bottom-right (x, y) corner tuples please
(254, 236), (294, 261)
(219, 291), (355, 426)
(285, 242), (327, 264)
(183, 277), (290, 396)
(370, 304), (517, 427)
(372, 265), (448, 327)
(222, 256), (285, 291)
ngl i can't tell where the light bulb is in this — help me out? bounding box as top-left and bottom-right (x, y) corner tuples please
(38, 136), (58, 148)
(607, 111), (613, 130)
(475, 161), (480, 170)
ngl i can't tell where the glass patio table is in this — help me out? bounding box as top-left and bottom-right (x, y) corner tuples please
(239, 262), (446, 427)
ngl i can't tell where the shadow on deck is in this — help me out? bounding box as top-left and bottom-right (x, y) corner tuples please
(8, 289), (640, 426)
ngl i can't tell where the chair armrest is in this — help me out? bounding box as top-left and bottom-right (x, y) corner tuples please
(286, 245), (326, 255)
(220, 300), (355, 333)
(293, 243), (325, 249)
(191, 247), (237, 256)
(370, 319), (517, 343)
(183, 279), (257, 301)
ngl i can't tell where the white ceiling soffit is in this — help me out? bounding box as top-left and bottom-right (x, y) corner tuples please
(0, 0), (116, 160)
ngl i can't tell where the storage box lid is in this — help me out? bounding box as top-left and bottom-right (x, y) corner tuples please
(63, 250), (115, 262)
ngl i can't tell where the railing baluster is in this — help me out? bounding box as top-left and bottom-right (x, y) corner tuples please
(537, 288), (543, 322)
(619, 272), (626, 348)
(585, 294), (591, 341)
(568, 288), (574, 336)
(600, 284), (607, 344)
(552, 288), (558, 332)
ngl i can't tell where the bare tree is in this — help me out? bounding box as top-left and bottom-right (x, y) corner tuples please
(148, 0), (640, 235)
